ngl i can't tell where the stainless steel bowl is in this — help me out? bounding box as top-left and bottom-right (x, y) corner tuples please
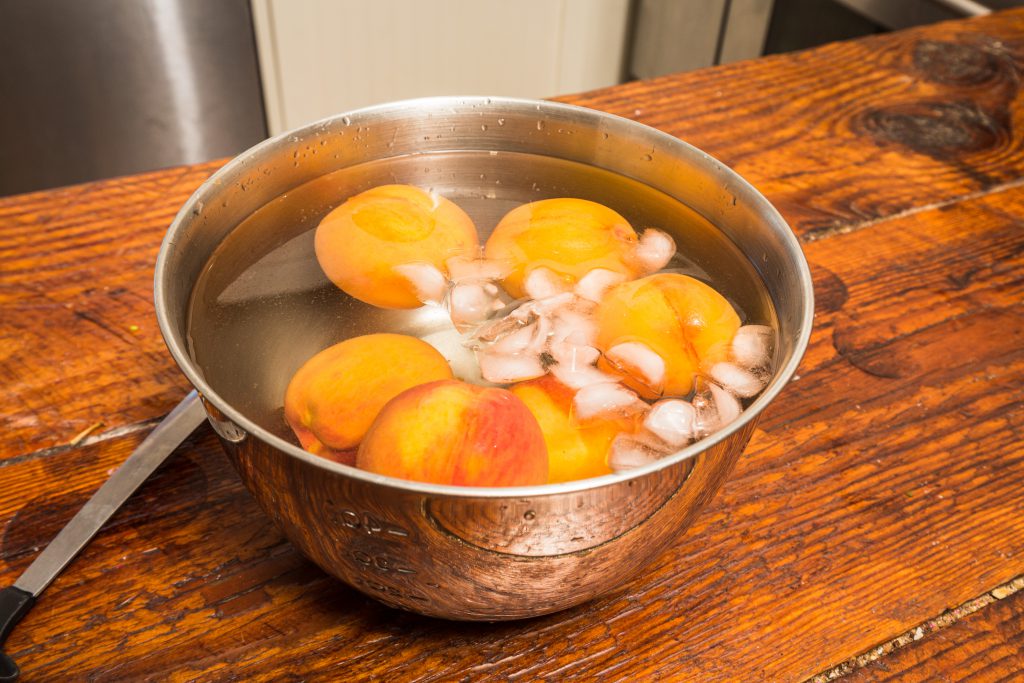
(155, 97), (813, 620)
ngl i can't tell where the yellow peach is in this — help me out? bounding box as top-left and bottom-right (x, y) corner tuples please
(484, 198), (639, 299)
(315, 184), (478, 308)
(510, 375), (631, 483)
(284, 333), (453, 455)
(595, 273), (740, 398)
(357, 379), (548, 486)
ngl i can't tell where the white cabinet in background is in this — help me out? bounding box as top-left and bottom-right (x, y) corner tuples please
(251, 0), (631, 135)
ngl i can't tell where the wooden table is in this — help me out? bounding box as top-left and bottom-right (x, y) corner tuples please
(2, 10), (1023, 681)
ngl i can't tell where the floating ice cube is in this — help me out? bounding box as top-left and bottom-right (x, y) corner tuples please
(575, 268), (627, 303)
(605, 342), (666, 390)
(393, 262), (447, 305)
(708, 362), (766, 398)
(550, 306), (598, 347)
(608, 433), (666, 471)
(632, 229), (676, 275)
(448, 281), (506, 332)
(492, 318), (549, 356)
(693, 380), (743, 436)
(524, 267), (571, 300)
(549, 340), (600, 370)
(643, 399), (696, 449)
(511, 292), (577, 322)
(573, 382), (648, 421)
(731, 324), (774, 369)
(478, 350), (546, 384)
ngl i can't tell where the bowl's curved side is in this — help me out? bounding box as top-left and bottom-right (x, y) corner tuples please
(220, 416), (756, 620)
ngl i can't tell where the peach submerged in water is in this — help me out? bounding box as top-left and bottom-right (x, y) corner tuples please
(595, 273), (741, 398)
(510, 375), (632, 483)
(357, 379), (548, 486)
(484, 198), (641, 299)
(315, 184), (478, 308)
(284, 333), (453, 460)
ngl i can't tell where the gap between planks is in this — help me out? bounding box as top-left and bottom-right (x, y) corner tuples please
(807, 574), (1024, 681)
(800, 175), (1024, 244)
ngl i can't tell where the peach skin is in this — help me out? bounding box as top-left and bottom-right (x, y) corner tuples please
(357, 379), (548, 486)
(484, 198), (640, 299)
(315, 184), (478, 308)
(595, 273), (741, 398)
(510, 375), (630, 483)
(284, 333), (453, 457)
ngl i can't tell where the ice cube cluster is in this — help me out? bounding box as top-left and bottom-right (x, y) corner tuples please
(391, 229), (775, 474)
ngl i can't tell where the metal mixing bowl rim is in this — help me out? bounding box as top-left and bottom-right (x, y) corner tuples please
(155, 95), (814, 499)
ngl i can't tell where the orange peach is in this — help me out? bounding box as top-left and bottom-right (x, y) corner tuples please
(595, 273), (740, 398)
(315, 184), (478, 308)
(510, 375), (632, 483)
(484, 198), (640, 299)
(284, 333), (453, 456)
(357, 379), (548, 486)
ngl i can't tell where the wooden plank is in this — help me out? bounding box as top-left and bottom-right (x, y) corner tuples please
(2, 181), (1021, 681)
(0, 162), (223, 461)
(845, 584), (1024, 681)
(566, 9), (1024, 240)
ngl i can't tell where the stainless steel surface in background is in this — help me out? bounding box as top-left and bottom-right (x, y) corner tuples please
(0, 0), (266, 197)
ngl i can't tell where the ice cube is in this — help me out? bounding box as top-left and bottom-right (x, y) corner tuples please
(573, 382), (648, 421)
(693, 380), (743, 437)
(605, 342), (666, 390)
(575, 268), (627, 303)
(643, 399), (696, 449)
(393, 262), (448, 305)
(524, 267), (571, 300)
(550, 307), (598, 347)
(478, 350), (546, 384)
(708, 362), (766, 398)
(551, 364), (615, 390)
(448, 281), (506, 332)
(731, 324), (774, 369)
(492, 318), (549, 356)
(632, 229), (676, 275)
(511, 292), (577, 322)
(608, 433), (666, 471)
(549, 340), (600, 370)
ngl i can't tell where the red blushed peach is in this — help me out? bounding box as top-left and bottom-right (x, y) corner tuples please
(484, 198), (640, 299)
(595, 273), (741, 398)
(510, 375), (633, 483)
(357, 380), (548, 486)
(284, 333), (453, 456)
(315, 184), (478, 309)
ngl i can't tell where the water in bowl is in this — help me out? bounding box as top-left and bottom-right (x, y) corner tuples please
(186, 150), (777, 448)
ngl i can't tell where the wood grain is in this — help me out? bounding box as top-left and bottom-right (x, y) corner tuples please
(850, 588), (1024, 681)
(2, 174), (1022, 680)
(5, 10), (1024, 467)
(564, 9), (1024, 241)
(0, 161), (223, 461)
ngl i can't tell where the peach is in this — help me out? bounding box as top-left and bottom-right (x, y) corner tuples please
(510, 375), (631, 483)
(357, 379), (548, 486)
(315, 184), (478, 308)
(595, 273), (741, 398)
(284, 333), (453, 456)
(484, 198), (640, 299)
